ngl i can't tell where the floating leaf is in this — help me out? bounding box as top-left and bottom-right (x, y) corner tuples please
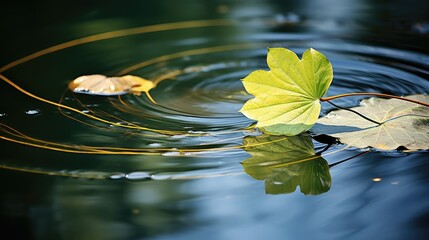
(240, 47), (333, 136)
(313, 94), (429, 151)
(242, 134), (331, 195)
(69, 74), (154, 98)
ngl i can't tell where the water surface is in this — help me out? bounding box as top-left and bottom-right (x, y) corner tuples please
(1, 1), (429, 239)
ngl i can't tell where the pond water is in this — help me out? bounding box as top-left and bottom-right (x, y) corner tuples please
(1, 1), (429, 239)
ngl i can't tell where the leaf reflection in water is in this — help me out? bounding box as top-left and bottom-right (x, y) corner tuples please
(242, 134), (331, 195)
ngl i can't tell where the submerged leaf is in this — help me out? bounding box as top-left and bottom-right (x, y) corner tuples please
(242, 134), (331, 195)
(240, 47), (333, 136)
(313, 94), (429, 151)
(69, 74), (154, 96)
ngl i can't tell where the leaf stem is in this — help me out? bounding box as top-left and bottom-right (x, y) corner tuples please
(315, 143), (333, 155)
(329, 150), (370, 168)
(325, 100), (381, 125)
(320, 92), (429, 107)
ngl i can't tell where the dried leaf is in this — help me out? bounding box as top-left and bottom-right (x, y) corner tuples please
(313, 94), (429, 151)
(69, 74), (154, 97)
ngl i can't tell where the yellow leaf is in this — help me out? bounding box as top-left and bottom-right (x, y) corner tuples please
(68, 74), (156, 103)
(240, 48), (333, 136)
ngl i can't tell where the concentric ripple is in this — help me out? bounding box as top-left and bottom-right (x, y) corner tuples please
(0, 18), (428, 180)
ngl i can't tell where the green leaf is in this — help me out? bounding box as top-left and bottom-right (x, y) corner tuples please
(240, 47), (333, 136)
(242, 134), (331, 195)
(313, 94), (429, 151)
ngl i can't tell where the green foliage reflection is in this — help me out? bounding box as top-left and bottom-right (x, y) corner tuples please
(242, 134), (331, 195)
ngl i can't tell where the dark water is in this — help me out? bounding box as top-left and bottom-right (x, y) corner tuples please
(1, 1), (429, 239)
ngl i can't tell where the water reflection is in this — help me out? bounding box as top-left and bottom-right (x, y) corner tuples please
(242, 134), (331, 195)
(26, 177), (195, 240)
(0, 169), (237, 239)
(1, 0), (429, 239)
